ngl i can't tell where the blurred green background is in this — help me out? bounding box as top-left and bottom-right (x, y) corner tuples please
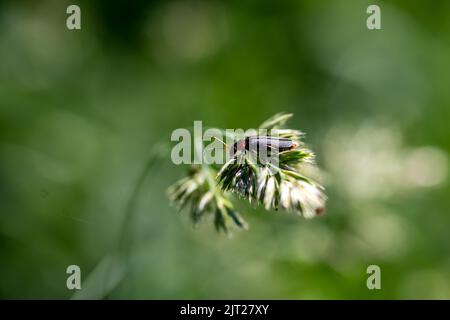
(1, 0), (449, 299)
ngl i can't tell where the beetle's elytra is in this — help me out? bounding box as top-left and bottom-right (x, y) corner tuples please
(232, 136), (298, 156)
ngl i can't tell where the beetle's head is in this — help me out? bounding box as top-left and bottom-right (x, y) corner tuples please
(231, 138), (248, 157)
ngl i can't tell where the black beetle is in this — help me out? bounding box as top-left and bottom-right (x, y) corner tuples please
(232, 136), (298, 157)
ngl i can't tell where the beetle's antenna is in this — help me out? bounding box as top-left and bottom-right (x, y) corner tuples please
(212, 136), (228, 148)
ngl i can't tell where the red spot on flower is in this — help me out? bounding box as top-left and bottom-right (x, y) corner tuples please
(315, 207), (325, 215)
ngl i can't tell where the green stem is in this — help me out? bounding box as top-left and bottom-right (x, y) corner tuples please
(72, 143), (167, 299)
